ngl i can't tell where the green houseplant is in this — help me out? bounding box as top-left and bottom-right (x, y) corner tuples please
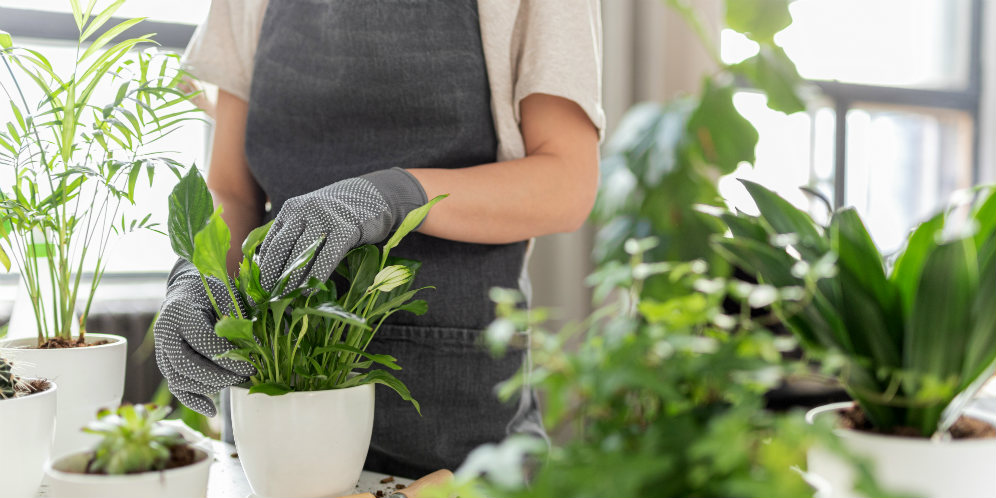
(44, 403), (212, 498)
(713, 180), (996, 497)
(0, 0), (199, 455)
(0, 352), (58, 498)
(165, 167), (442, 498)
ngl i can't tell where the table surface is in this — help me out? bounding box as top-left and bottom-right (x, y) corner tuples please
(36, 438), (413, 498)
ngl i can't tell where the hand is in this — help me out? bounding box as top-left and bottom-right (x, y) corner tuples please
(154, 260), (256, 416)
(257, 167), (427, 293)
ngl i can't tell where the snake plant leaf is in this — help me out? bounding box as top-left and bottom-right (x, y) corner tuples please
(904, 238), (977, 435)
(720, 212), (770, 242)
(340, 369), (420, 415)
(167, 167), (213, 262)
(890, 211), (944, 317)
(382, 194), (448, 267)
(192, 206), (230, 282)
(741, 179), (826, 258)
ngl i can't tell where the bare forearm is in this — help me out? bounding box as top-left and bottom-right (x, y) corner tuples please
(409, 154), (597, 244)
(408, 94), (599, 245)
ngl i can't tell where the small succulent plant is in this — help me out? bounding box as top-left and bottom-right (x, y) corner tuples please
(83, 404), (189, 475)
(0, 354), (29, 400)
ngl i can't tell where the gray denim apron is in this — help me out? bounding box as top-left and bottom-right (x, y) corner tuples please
(222, 0), (545, 478)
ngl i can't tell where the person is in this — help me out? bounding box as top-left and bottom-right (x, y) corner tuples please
(154, 0), (604, 478)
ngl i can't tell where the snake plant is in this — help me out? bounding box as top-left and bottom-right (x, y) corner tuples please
(712, 180), (996, 437)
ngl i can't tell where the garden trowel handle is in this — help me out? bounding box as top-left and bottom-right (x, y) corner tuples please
(389, 469), (454, 498)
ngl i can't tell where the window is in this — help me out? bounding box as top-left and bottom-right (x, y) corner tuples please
(0, 2), (208, 273)
(719, 0), (984, 253)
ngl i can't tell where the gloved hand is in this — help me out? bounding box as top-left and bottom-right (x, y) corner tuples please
(258, 167), (427, 292)
(154, 259), (256, 416)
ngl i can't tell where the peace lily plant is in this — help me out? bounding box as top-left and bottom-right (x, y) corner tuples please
(0, 0), (200, 457)
(167, 168), (442, 498)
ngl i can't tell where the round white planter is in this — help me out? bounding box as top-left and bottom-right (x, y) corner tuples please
(231, 383), (375, 498)
(0, 334), (127, 457)
(44, 447), (211, 498)
(0, 381), (57, 498)
(806, 402), (996, 498)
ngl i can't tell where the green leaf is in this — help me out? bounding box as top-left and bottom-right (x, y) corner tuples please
(382, 194), (448, 266)
(890, 211), (944, 317)
(740, 179), (826, 258)
(725, 0), (793, 42)
(732, 46), (806, 114)
(0, 245), (10, 271)
(70, 0), (85, 30)
(167, 167), (214, 262)
(340, 370), (420, 415)
(80, 0), (126, 41)
(0, 30), (10, 49)
(270, 236), (324, 296)
(313, 344), (401, 370)
(215, 317), (254, 344)
(249, 383), (292, 396)
(339, 245), (381, 310)
(368, 288), (432, 318)
(829, 208), (892, 309)
(192, 206), (231, 282)
(291, 304), (370, 330)
(242, 220), (274, 259)
(80, 17), (145, 61)
(126, 161), (142, 201)
(687, 81), (758, 174)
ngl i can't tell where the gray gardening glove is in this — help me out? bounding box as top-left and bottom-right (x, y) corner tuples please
(258, 168), (427, 292)
(154, 259), (256, 416)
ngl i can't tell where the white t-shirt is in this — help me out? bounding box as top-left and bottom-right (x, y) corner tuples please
(182, 0), (606, 162)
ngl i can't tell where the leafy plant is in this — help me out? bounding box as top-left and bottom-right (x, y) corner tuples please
(712, 180), (996, 437)
(592, 0), (806, 299)
(0, 0), (199, 344)
(425, 238), (861, 498)
(166, 168), (444, 412)
(83, 403), (189, 475)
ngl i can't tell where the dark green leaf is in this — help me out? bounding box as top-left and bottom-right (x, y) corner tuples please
(215, 317), (253, 344)
(313, 344), (400, 370)
(890, 211), (943, 317)
(687, 81), (758, 174)
(741, 179), (826, 258)
(291, 303), (369, 330)
(340, 370), (420, 415)
(248, 383), (292, 396)
(167, 167), (213, 262)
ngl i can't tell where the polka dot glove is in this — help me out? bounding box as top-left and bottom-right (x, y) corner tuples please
(154, 259), (255, 416)
(258, 168), (428, 293)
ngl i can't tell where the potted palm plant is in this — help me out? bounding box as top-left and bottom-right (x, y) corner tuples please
(713, 180), (996, 498)
(165, 168), (439, 498)
(0, 0), (198, 455)
(0, 352), (57, 498)
(44, 403), (212, 498)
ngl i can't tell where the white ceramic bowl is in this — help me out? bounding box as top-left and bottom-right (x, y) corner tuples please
(0, 381), (57, 498)
(44, 447), (212, 498)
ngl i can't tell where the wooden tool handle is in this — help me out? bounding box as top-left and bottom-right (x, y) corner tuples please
(394, 469), (454, 498)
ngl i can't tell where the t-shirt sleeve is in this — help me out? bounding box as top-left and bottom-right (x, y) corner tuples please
(182, 0), (264, 102)
(513, 0), (606, 139)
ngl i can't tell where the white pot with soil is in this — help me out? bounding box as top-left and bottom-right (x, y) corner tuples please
(0, 334), (127, 456)
(230, 383), (376, 498)
(806, 402), (996, 498)
(44, 445), (211, 498)
(0, 380), (57, 498)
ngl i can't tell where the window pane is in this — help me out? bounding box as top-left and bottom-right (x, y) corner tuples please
(0, 0), (209, 25)
(845, 106), (974, 253)
(0, 39), (208, 274)
(775, 0), (973, 90)
(719, 91), (834, 223)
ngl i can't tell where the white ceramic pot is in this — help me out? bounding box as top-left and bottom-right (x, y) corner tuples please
(0, 381), (57, 498)
(0, 334), (127, 457)
(231, 383), (375, 498)
(44, 447), (211, 498)
(806, 402), (996, 498)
